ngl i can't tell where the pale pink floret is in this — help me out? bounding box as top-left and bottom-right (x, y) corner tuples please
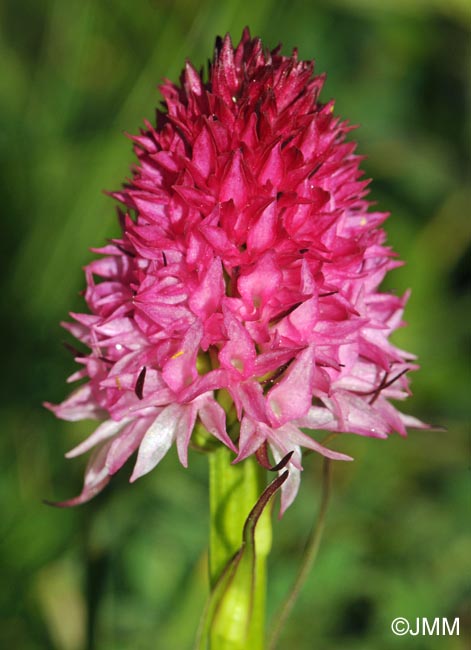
(46, 29), (425, 511)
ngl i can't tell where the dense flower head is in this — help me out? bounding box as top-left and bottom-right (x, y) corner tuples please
(47, 29), (424, 513)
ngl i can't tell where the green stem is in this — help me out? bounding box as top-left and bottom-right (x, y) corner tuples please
(268, 458), (333, 650)
(208, 446), (271, 650)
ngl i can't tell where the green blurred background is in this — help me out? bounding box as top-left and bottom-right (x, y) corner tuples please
(1, 0), (469, 648)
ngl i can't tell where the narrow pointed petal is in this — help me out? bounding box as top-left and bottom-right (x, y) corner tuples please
(270, 423), (353, 462)
(130, 405), (181, 481)
(198, 398), (238, 453)
(44, 385), (105, 422)
(175, 403), (198, 467)
(66, 418), (132, 458)
(162, 321), (203, 393)
(235, 417), (266, 462)
(105, 418), (152, 475)
(270, 444), (302, 516)
(267, 346), (316, 426)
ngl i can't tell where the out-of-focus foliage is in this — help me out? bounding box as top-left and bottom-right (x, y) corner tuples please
(0, 1), (469, 648)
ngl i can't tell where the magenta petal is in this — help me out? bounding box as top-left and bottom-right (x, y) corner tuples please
(162, 321), (203, 393)
(66, 417), (132, 458)
(192, 124), (216, 177)
(235, 381), (268, 424)
(219, 306), (256, 377)
(198, 397), (237, 453)
(44, 384), (105, 422)
(327, 391), (391, 438)
(175, 403), (198, 467)
(398, 412), (430, 430)
(270, 423), (353, 462)
(188, 257), (224, 320)
(246, 200), (277, 254)
(177, 368), (228, 402)
(288, 297), (318, 340)
(219, 149), (248, 209)
(300, 259), (315, 295)
(130, 404), (182, 481)
(267, 346), (316, 426)
(237, 252), (282, 312)
(297, 406), (337, 430)
(258, 142), (284, 186)
(105, 418), (151, 475)
(235, 417), (266, 462)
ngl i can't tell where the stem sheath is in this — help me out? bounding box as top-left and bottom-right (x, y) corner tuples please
(208, 446), (270, 650)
